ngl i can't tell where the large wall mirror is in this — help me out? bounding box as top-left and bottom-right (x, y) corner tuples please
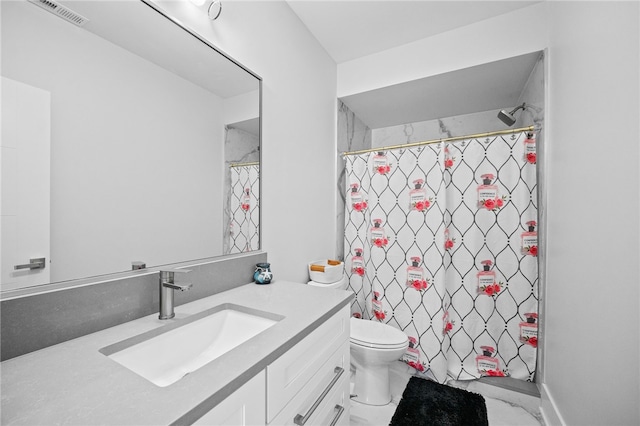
(1, 0), (261, 292)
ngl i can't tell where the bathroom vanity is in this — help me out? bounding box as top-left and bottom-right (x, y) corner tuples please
(0, 281), (353, 425)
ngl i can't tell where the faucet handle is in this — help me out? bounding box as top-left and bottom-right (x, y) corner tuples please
(159, 268), (191, 281)
(162, 282), (193, 291)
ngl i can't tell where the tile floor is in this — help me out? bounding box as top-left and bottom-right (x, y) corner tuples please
(349, 361), (544, 426)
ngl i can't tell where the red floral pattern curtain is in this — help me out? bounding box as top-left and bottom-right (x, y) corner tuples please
(344, 131), (538, 383)
(227, 164), (260, 254)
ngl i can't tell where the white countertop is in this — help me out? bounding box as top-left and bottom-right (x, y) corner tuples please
(0, 281), (353, 425)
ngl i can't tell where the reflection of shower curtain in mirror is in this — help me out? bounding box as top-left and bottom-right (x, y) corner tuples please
(344, 131), (538, 384)
(227, 164), (260, 254)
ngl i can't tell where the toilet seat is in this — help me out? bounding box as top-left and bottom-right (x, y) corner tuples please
(349, 318), (409, 349)
(350, 339), (408, 350)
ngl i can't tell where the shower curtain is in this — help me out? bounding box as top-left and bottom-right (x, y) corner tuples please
(227, 164), (260, 254)
(344, 131), (538, 383)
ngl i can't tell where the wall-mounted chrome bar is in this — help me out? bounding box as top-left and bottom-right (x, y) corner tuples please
(14, 257), (46, 270)
(229, 161), (260, 168)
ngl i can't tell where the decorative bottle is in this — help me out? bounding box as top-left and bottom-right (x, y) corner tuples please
(351, 248), (365, 276)
(477, 260), (496, 294)
(370, 219), (387, 247)
(242, 187), (251, 211)
(350, 183), (367, 211)
(444, 146), (455, 169)
(521, 221), (538, 256)
(406, 256), (427, 290)
(444, 228), (455, 250)
(372, 290), (385, 320)
(403, 336), (421, 364)
(350, 183), (362, 205)
(443, 310), (454, 334)
(520, 313), (538, 347)
(372, 151), (390, 174)
(477, 174), (498, 208)
(409, 178), (427, 211)
(524, 132), (537, 164)
(476, 346), (500, 374)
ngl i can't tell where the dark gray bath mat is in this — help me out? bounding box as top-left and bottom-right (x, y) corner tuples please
(389, 377), (489, 426)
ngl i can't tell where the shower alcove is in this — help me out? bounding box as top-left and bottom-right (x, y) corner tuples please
(336, 50), (545, 396)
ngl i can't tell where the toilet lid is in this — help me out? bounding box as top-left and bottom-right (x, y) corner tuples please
(350, 318), (409, 348)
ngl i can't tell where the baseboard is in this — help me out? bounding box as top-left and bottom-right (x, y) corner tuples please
(540, 383), (565, 426)
(477, 376), (540, 397)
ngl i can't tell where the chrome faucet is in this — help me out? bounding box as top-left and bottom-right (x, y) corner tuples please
(159, 269), (192, 320)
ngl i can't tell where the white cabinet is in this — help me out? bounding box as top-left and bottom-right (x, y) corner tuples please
(267, 306), (350, 426)
(194, 306), (350, 426)
(268, 341), (350, 426)
(194, 371), (265, 426)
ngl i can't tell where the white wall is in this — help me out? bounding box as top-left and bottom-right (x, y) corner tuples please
(337, 4), (548, 98)
(153, 1), (338, 282)
(339, 2), (639, 425)
(2, 1), (225, 283)
(224, 90), (260, 126)
(544, 2), (639, 425)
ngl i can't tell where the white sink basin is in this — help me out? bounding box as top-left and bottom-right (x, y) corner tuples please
(100, 304), (282, 387)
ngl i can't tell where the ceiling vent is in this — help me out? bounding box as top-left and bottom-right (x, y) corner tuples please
(27, 0), (89, 27)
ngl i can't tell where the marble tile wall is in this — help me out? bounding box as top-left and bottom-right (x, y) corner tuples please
(371, 108), (528, 148)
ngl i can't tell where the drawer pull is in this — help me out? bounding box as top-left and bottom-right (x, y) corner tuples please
(329, 404), (344, 426)
(293, 366), (344, 426)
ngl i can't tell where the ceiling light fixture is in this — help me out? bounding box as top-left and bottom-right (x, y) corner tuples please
(189, 0), (222, 20)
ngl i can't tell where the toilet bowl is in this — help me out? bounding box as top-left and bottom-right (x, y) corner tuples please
(349, 317), (409, 405)
(308, 274), (409, 406)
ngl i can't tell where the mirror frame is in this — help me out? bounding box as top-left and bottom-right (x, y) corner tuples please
(1, 0), (263, 298)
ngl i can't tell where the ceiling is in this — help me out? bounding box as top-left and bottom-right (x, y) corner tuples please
(287, 1), (541, 64)
(56, 0), (259, 98)
(286, 1), (543, 129)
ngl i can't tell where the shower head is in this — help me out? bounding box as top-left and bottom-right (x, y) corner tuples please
(497, 103), (526, 127)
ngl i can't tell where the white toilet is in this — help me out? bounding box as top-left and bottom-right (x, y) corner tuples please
(308, 275), (409, 406)
(349, 316), (409, 405)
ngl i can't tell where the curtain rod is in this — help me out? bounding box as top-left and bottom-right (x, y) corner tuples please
(342, 125), (535, 157)
(229, 161), (260, 168)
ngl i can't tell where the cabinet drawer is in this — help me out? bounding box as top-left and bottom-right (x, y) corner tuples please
(266, 306), (349, 423)
(304, 366), (349, 426)
(268, 341), (349, 426)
